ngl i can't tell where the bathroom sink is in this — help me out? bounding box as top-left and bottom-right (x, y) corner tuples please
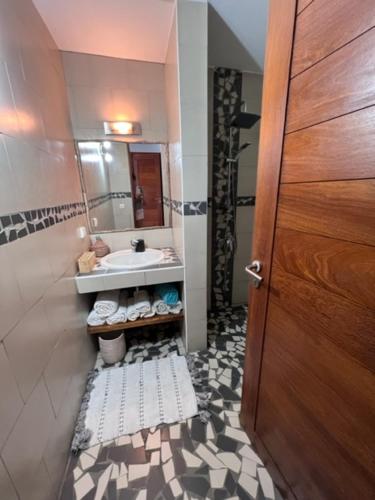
(101, 248), (164, 270)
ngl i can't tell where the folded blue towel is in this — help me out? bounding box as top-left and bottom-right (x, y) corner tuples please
(154, 284), (179, 306)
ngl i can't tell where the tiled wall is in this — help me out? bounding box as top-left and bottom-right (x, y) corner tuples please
(62, 50), (173, 245)
(62, 51), (168, 143)
(177, 0), (208, 352)
(78, 141), (115, 231)
(0, 1), (96, 499)
(165, 9), (184, 262)
(164, 0), (208, 352)
(207, 68), (263, 307)
(108, 142), (134, 229)
(233, 72), (263, 304)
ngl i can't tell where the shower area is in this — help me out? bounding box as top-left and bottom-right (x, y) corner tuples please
(208, 67), (263, 310)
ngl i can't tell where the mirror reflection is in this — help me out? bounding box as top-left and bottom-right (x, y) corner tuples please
(76, 141), (171, 232)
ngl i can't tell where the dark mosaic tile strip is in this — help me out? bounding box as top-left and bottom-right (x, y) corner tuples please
(208, 196), (255, 208)
(211, 67), (243, 310)
(0, 202), (86, 246)
(183, 201), (207, 216)
(163, 197), (207, 216)
(236, 196), (256, 207)
(88, 192), (132, 210)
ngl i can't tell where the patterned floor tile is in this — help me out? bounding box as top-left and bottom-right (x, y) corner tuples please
(60, 306), (282, 500)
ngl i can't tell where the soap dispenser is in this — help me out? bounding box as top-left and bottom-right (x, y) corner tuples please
(90, 236), (110, 258)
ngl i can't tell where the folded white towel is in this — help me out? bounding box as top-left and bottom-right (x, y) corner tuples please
(106, 291), (128, 325)
(134, 289), (152, 317)
(94, 290), (120, 318)
(127, 297), (140, 321)
(87, 309), (106, 326)
(152, 294), (169, 316)
(168, 301), (183, 315)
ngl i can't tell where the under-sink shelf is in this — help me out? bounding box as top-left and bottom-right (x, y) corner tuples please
(87, 312), (184, 335)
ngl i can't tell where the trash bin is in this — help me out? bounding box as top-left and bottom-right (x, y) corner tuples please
(99, 332), (126, 364)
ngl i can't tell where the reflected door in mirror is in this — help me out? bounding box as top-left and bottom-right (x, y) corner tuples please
(130, 152), (164, 228)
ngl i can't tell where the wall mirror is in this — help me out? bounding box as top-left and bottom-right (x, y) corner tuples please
(76, 140), (171, 233)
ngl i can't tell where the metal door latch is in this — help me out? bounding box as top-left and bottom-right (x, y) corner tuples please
(245, 260), (263, 288)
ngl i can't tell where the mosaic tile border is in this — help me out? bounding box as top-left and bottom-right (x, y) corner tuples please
(211, 67), (243, 310)
(0, 202), (86, 246)
(208, 196), (255, 208)
(88, 192), (132, 210)
(163, 197), (207, 216)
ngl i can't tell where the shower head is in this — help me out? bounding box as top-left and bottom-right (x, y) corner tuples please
(227, 142), (251, 163)
(234, 142), (251, 161)
(231, 112), (260, 129)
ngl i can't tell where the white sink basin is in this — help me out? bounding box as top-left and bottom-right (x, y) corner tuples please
(101, 248), (164, 270)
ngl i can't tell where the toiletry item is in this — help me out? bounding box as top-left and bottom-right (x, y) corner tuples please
(78, 251), (96, 273)
(90, 236), (110, 258)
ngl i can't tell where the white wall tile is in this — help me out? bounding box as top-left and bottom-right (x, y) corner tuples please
(0, 459), (18, 500)
(182, 156), (208, 200)
(1, 379), (55, 499)
(0, 2), (96, 494)
(0, 345), (23, 449)
(0, 245), (25, 341)
(3, 300), (56, 401)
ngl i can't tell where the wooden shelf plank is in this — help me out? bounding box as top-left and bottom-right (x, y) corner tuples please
(87, 313), (184, 335)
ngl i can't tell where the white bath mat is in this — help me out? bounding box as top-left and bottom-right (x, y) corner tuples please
(72, 356), (201, 452)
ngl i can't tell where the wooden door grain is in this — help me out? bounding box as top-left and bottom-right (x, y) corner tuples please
(286, 27), (375, 133)
(240, 0), (297, 438)
(282, 106), (375, 183)
(241, 0), (375, 498)
(292, 0), (375, 76)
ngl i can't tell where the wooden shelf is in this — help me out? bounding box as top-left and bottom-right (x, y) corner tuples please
(87, 313), (184, 335)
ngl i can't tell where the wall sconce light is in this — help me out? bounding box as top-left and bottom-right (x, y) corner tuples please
(103, 121), (142, 136)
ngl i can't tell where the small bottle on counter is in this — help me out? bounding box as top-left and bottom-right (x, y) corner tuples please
(90, 236), (110, 258)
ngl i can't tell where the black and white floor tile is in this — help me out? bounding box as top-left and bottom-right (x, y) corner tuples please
(60, 307), (281, 500)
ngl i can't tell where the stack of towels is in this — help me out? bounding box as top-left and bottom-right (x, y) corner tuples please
(87, 284), (183, 326)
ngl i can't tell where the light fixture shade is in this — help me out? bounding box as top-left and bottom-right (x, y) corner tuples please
(103, 121), (142, 136)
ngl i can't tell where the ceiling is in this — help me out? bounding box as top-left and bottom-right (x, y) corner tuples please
(208, 0), (269, 73)
(33, 0), (268, 71)
(32, 0), (175, 63)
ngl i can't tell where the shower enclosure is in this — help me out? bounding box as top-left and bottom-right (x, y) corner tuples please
(208, 67), (262, 310)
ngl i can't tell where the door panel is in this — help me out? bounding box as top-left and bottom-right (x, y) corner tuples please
(273, 228), (375, 310)
(286, 27), (375, 133)
(240, 0), (297, 434)
(297, 0), (313, 15)
(277, 179), (375, 246)
(292, 0), (375, 76)
(241, 0), (375, 498)
(282, 106), (375, 183)
(268, 266), (375, 372)
(130, 152), (163, 228)
(258, 335), (375, 500)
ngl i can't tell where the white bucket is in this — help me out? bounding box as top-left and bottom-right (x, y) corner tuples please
(99, 332), (126, 365)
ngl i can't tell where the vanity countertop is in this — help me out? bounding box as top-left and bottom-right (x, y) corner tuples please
(75, 247), (184, 294)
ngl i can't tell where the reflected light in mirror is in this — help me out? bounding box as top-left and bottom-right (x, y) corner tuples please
(81, 153), (101, 162)
(104, 152), (113, 163)
(102, 141), (111, 149)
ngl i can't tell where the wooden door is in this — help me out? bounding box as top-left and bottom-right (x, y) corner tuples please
(130, 152), (164, 228)
(241, 1), (375, 499)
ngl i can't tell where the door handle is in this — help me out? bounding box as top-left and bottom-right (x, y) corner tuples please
(245, 260), (263, 288)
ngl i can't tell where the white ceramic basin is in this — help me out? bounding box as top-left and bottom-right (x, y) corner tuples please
(101, 248), (164, 270)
